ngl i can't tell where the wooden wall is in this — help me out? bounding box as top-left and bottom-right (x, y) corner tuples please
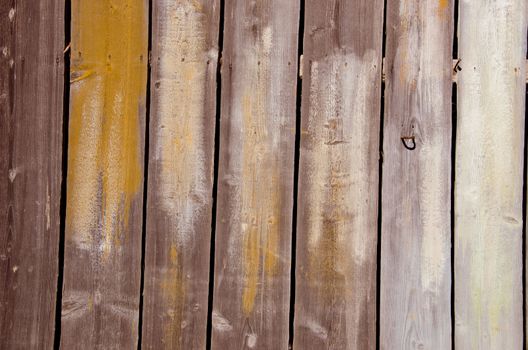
(1, 0), (527, 349)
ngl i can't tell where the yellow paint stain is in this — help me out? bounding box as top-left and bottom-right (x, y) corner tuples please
(87, 295), (93, 311)
(240, 82), (281, 315)
(66, 0), (147, 255)
(160, 243), (185, 349)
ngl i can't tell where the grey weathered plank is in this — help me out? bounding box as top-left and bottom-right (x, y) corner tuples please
(294, 0), (384, 349)
(60, 1), (149, 348)
(141, 0), (220, 348)
(455, 1), (527, 348)
(0, 1), (64, 348)
(380, 1), (454, 349)
(210, 0), (300, 348)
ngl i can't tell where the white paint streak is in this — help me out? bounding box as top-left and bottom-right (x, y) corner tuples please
(419, 139), (448, 292)
(46, 184), (51, 230)
(305, 51), (378, 349)
(155, 1), (209, 245)
(246, 333), (257, 348)
(306, 51), (378, 264)
(212, 311), (233, 332)
(305, 319), (328, 340)
(67, 76), (104, 251)
(8, 168), (17, 182)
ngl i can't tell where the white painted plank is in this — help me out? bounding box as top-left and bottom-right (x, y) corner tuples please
(455, 0), (527, 348)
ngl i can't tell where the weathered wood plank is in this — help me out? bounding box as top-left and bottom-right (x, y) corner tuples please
(380, 1), (453, 349)
(210, 0), (300, 348)
(455, 1), (527, 348)
(60, 1), (148, 348)
(141, 0), (220, 348)
(0, 1), (64, 348)
(293, 1), (384, 349)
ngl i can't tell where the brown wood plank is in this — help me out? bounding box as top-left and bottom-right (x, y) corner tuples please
(210, 0), (300, 348)
(293, 1), (384, 349)
(0, 1), (64, 348)
(456, 1), (526, 348)
(380, 1), (454, 348)
(60, 1), (149, 348)
(141, 0), (220, 349)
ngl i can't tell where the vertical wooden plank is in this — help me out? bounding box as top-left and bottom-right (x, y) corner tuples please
(293, 0), (383, 349)
(211, 0), (299, 348)
(455, 1), (527, 348)
(0, 1), (64, 348)
(60, 1), (148, 348)
(141, 0), (219, 348)
(380, 1), (453, 348)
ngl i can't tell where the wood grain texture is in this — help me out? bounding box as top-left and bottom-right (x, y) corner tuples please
(210, 0), (299, 348)
(0, 1), (64, 348)
(141, 0), (220, 348)
(60, 1), (148, 348)
(455, 0), (527, 348)
(380, 1), (453, 349)
(293, 1), (383, 349)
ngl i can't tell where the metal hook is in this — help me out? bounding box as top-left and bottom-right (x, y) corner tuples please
(401, 136), (416, 150)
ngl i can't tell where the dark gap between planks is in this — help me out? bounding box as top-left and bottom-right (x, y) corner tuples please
(451, 1), (459, 349)
(524, 21), (528, 348)
(137, 0), (154, 348)
(287, 0), (306, 348)
(376, 0), (388, 348)
(53, 0), (72, 348)
(205, 0), (226, 348)
(450, 83), (457, 350)
(522, 83), (528, 350)
(452, 0), (459, 58)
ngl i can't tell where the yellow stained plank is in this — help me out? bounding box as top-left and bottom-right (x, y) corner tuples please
(60, 1), (148, 348)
